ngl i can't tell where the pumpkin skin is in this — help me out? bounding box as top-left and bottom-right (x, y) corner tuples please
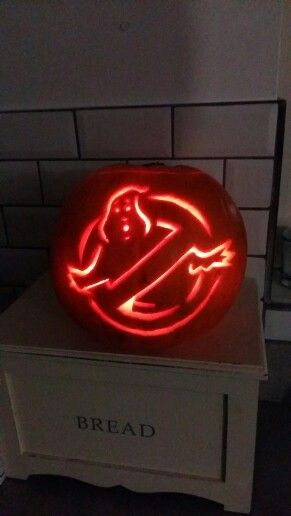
(51, 164), (247, 349)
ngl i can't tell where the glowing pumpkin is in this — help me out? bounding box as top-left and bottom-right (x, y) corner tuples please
(51, 164), (247, 348)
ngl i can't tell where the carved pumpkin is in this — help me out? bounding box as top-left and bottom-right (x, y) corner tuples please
(51, 164), (247, 348)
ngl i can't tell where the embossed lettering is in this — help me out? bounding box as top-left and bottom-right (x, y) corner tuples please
(76, 416), (155, 438)
(107, 420), (119, 433)
(121, 422), (136, 436)
(77, 416), (88, 429)
(91, 418), (104, 431)
(140, 424), (155, 437)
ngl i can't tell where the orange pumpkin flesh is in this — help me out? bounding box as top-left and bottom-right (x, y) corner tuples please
(51, 165), (247, 349)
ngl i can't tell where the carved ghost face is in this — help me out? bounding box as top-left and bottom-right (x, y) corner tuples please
(51, 164), (247, 347)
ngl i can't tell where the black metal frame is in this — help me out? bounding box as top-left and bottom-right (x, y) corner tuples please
(0, 99), (286, 315)
(263, 100), (287, 312)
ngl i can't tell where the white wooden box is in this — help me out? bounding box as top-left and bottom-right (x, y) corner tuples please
(0, 274), (267, 513)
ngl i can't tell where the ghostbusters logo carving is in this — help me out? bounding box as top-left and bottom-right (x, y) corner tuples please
(67, 185), (235, 337)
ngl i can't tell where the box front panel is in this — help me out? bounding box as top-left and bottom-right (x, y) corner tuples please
(7, 367), (225, 480)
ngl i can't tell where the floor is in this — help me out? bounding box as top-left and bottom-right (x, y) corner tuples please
(0, 401), (290, 516)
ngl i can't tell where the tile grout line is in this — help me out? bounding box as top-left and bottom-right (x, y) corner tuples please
(73, 110), (81, 159)
(222, 158), (227, 187)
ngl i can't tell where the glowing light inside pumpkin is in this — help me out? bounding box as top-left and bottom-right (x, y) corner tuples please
(66, 185), (235, 337)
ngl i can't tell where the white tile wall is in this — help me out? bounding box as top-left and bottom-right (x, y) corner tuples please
(0, 102), (281, 322)
(260, 342), (291, 401)
(265, 310), (291, 341)
(240, 210), (269, 255)
(0, 249), (48, 286)
(4, 207), (59, 248)
(40, 161), (123, 205)
(246, 257), (266, 297)
(174, 104), (277, 157)
(77, 108), (171, 158)
(225, 159), (273, 207)
(129, 160), (224, 184)
(0, 112), (77, 159)
(0, 161), (41, 204)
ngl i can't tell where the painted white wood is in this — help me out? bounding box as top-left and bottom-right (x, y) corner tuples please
(0, 352), (263, 513)
(0, 274), (267, 379)
(0, 274), (267, 513)
(8, 367), (224, 479)
(0, 373), (27, 479)
(23, 453), (227, 503)
(224, 382), (259, 513)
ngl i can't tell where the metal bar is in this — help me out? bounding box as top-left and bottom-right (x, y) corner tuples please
(239, 207), (270, 211)
(0, 99), (280, 115)
(263, 99), (286, 304)
(171, 106), (175, 158)
(264, 302), (291, 312)
(0, 156), (275, 162)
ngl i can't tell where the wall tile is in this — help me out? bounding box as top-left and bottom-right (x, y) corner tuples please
(0, 112), (77, 159)
(260, 342), (291, 401)
(245, 257), (266, 297)
(77, 108), (171, 158)
(265, 310), (291, 341)
(4, 207), (59, 248)
(0, 249), (48, 286)
(271, 270), (291, 304)
(0, 286), (16, 312)
(40, 160), (122, 205)
(225, 159), (273, 207)
(241, 210), (269, 255)
(174, 104), (277, 157)
(129, 159), (223, 184)
(0, 211), (7, 246)
(0, 161), (41, 205)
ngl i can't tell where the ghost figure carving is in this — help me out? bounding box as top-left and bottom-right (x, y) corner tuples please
(67, 184), (236, 337)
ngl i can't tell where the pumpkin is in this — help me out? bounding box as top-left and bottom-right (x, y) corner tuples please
(51, 164), (247, 348)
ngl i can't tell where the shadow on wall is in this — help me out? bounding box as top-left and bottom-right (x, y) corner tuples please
(0, 1), (281, 109)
